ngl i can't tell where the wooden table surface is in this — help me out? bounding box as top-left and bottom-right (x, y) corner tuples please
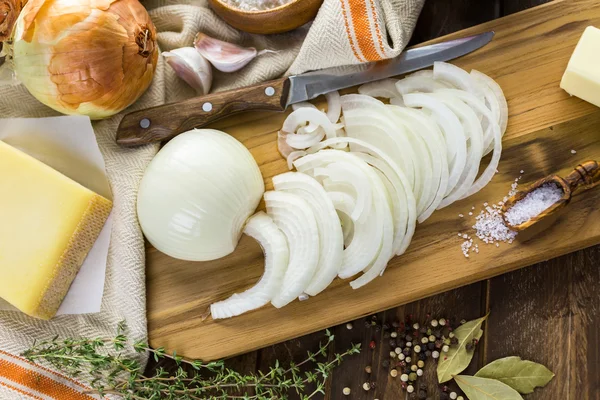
(145, 1), (600, 399)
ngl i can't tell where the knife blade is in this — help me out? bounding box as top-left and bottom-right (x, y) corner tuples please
(116, 31), (494, 146)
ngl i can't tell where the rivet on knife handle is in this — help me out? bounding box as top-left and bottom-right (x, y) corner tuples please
(116, 77), (289, 146)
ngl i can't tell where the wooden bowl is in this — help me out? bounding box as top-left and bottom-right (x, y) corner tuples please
(208, 0), (323, 35)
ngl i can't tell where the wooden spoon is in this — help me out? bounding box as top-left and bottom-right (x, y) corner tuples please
(501, 160), (600, 233)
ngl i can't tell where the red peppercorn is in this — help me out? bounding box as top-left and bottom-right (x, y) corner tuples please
(369, 340), (376, 350)
(401, 382), (408, 389)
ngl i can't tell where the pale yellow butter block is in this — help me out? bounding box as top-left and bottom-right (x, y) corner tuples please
(0, 141), (112, 319)
(560, 26), (600, 107)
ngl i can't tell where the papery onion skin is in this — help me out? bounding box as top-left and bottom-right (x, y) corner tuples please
(12, 0), (158, 119)
(0, 0), (26, 42)
(137, 129), (265, 262)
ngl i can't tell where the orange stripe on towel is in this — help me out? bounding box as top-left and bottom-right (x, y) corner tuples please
(367, 0), (387, 58)
(348, 0), (384, 61)
(0, 351), (95, 400)
(0, 380), (45, 400)
(340, 0), (365, 62)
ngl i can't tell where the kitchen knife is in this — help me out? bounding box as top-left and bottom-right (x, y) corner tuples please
(116, 31), (494, 146)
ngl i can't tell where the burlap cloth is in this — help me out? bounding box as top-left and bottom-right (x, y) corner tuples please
(0, 0), (423, 395)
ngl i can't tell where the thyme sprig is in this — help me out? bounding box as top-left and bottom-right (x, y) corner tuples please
(22, 321), (360, 400)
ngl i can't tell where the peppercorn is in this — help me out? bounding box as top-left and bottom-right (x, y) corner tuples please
(409, 393), (418, 400)
(406, 341), (413, 348)
(390, 351), (397, 358)
(421, 336), (429, 344)
(409, 372), (417, 381)
(346, 322), (353, 330)
(428, 334), (436, 342)
(382, 359), (390, 368)
(390, 368), (398, 377)
(433, 329), (443, 338)
(418, 352), (427, 361)
(399, 353), (405, 361)
(412, 322), (419, 330)
(342, 387), (351, 395)
(435, 340), (443, 349)
(383, 323), (390, 330)
(419, 383), (427, 391)
(400, 373), (409, 382)
(364, 321), (371, 328)
(442, 345), (450, 353)
(432, 351), (440, 359)
(425, 350), (432, 357)
(374, 325), (381, 332)
(390, 339), (397, 347)
(440, 392), (450, 400)
(449, 332), (455, 338)
(393, 347), (400, 355)
(449, 392), (457, 399)
(451, 337), (459, 345)
(398, 340), (406, 348)
(391, 331), (398, 338)
(407, 384), (415, 393)
(414, 345), (422, 353)
(362, 382), (370, 391)
(370, 382), (376, 389)
(369, 340), (376, 349)
(405, 335), (413, 342)
(413, 330), (419, 338)
(465, 342), (474, 352)
(419, 326), (427, 334)
(416, 368), (423, 376)
(427, 342), (435, 351)
(392, 321), (400, 328)
(443, 338), (451, 346)
(411, 364), (418, 372)
(403, 348), (411, 356)
(405, 356), (412, 363)
(399, 361), (407, 368)
(430, 319), (439, 327)
(417, 360), (425, 368)
(457, 397), (464, 400)
(384, 332), (390, 339)
(365, 365), (372, 374)
(439, 318), (446, 326)
(442, 385), (448, 392)
(418, 390), (427, 400)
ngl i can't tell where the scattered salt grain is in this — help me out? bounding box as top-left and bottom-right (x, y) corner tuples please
(571, 149), (577, 154)
(520, 170), (524, 174)
(504, 183), (563, 227)
(468, 212), (473, 216)
(459, 214), (464, 218)
(298, 293), (310, 301)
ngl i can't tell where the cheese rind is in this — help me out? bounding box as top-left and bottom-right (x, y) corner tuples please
(560, 26), (600, 108)
(0, 140), (112, 319)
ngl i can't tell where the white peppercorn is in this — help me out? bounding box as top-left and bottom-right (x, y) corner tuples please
(400, 373), (409, 382)
(432, 351), (440, 359)
(416, 368), (423, 377)
(431, 319), (439, 327)
(442, 345), (450, 353)
(362, 382), (370, 391)
(391, 331), (398, 338)
(395, 347), (402, 354)
(390, 369), (398, 378)
(407, 384), (415, 393)
(450, 392), (457, 399)
(343, 387), (351, 395)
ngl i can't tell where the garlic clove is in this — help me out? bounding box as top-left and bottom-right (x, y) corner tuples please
(194, 32), (275, 73)
(163, 47), (212, 95)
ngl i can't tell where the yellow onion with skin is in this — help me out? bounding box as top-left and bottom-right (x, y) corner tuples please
(11, 0), (158, 119)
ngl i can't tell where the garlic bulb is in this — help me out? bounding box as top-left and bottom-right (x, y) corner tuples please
(163, 47), (212, 95)
(194, 32), (275, 73)
(137, 129), (265, 261)
(11, 0), (158, 119)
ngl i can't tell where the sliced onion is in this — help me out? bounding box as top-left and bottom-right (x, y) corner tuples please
(287, 150), (307, 170)
(315, 162), (372, 223)
(432, 92), (484, 208)
(433, 61), (483, 98)
(210, 212), (289, 319)
(302, 138), (416, 255)
(388, 106), (449, 222)
(273, 172), (343, 296)
(436, 89), (502, 199)
(390, 97), (405, 106)
(396, 75), (449, 95)
(402, 93), (467, 197)
(358, 78), (400, 98)
(286, 126), (325, 149)
(325, 91), (342, 123)
(471, 69), (508, 137)
(282, 107), (336, 143)
(291, 102), (320, 133)
(277, 131), (294, 158)
(266, 191), (319, 308)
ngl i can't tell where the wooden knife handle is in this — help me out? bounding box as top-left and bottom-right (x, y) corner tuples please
(116, 77), (289, 146)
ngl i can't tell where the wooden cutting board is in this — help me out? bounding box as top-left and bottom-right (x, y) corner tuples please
(146, 0), (600, 361)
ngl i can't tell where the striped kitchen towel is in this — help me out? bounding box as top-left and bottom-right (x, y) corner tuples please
(0, 351), (95, 399)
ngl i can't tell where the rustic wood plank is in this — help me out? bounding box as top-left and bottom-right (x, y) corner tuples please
(145, 0), (600, 361)
(484, 245), (600, 399)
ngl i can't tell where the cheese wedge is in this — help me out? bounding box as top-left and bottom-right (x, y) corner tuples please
(560, 26), (600, 108)
(0, 140), (112, 319)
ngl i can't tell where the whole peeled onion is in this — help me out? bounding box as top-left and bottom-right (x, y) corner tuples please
(11, 0), (158, 119)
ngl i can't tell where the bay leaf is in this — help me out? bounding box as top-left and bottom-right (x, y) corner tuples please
(455, 375), (523, 400)
(474, 356), (555, 394)
(437, 314), (487, 383)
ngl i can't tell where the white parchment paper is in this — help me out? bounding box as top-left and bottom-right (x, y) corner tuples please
(0, 116), (113, 315)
